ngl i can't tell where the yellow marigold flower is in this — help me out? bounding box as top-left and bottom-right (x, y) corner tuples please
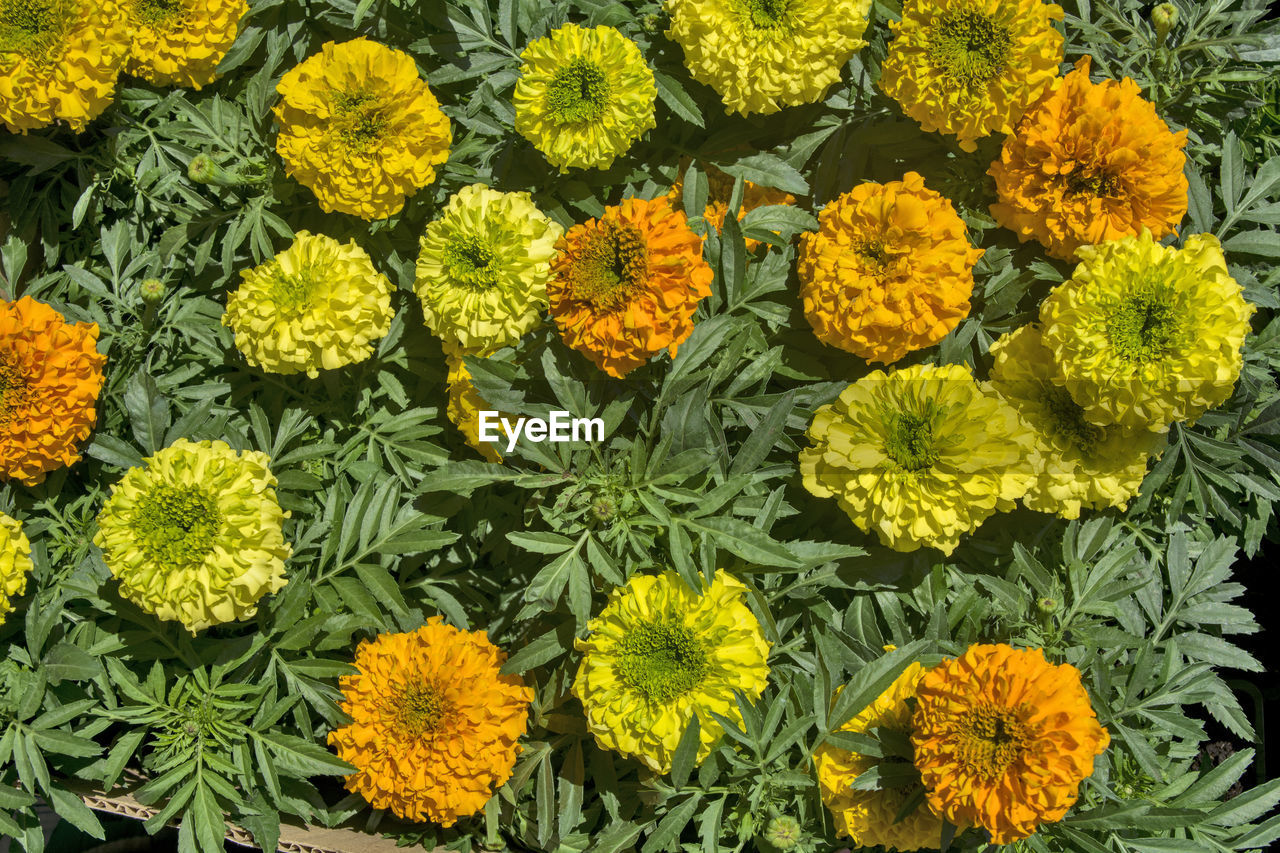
(815, 662), (944, 851)
(666, 160), (796, 251)
(1, 296), (106, 486)
(93, 438), (291, 634)
(572, 570), (771, 774)
(415, 184), (564, 352)
(0, 512), (33, 624)
(798, 172), (982, 364)
(274, 38), (452, 219)
(223, 231), (394, 378)
(0, 0), (129, 133)
(879, 0), (1063, 152)
(444, 342), (503, 464)
(989, 56), (1189, 260)
(990, 324), (1162, 518)
(328, 617), (532, 826)
(549, 196), (713, 378)
(1040, 231), (1254, 431)
(799, 363), (1037, 555)
(513, 24), (656, 172)
(912, 643), (1110, 844)
(122, 0), (246, 89)
(664, 0), (872, 115)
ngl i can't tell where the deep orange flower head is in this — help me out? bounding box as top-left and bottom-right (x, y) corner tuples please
(328, 618), (532, 826)
(912, 643), (1110, 844)
(798, 172), (982, 364)
(666, 160), (796, 250)
(548, 196), (713, 377)
(1, 296), (106, 486)
(989, 57), (1188, 260)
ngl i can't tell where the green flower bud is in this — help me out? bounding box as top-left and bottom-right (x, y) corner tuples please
(1037, 596), (1059, 614)
(590, 495), (617, 522)
(139, 278), (166, 303)
(1152, 2), (1178, 43)
(188, 153), (238, 187)
(764, 816), (802, 851)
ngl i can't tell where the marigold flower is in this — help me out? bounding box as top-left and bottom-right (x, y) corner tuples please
(666, 160), (796, 251)
(0, 512), (33, 624)
(1, 296), (106, 486)
(879, 0), (1063, 152)
(513, 24), (656, 172)
(122, 0), (246, 89)
(444, 343), (503, 464)
(328, 618), (533, 826)
(798, 172), (981, 364)
(815, 662), (944, 851)
(548, 196), (713, 378)
(572, 570), (771, 774)
(94, 438), (292, 634)
(664, 0), (872, 116)
(0, 0), (129, 133)
(415, 184), (564, 352)
(274, 38), (452, 219)
(912, 643), (1110, 844)
(990, 324), (1162, 518)
(989, 56), (1189, 260)
(223, 231), (394, 378)
(1040, 231), (1253, 431)
(799, 363), (1037, 555)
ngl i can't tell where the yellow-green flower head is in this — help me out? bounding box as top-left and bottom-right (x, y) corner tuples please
(572, 570), (771, 774)
(1040, 232), (1255, 432)
(94, 439), (291, 634)
(0, 0), (130, 133)
(513, 24), (657, 172)
(223, 231), (394, 378)
(664, 0), (872, 116)
(990, 325), (1163, 519)
(0, 512), (33, 624)
(415, 184), (565, 352)
(800, 363), (1038, 555)
(879, 0), (1064, 152)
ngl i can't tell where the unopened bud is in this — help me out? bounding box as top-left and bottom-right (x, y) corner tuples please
(1037, 596), (1059, 614)
(1152, 3), (1178, 43)
(188, 154), (236, 186)
(764, 816), (802, 851)
(590, 496), (616, 522)
(139, 278), (165, 303)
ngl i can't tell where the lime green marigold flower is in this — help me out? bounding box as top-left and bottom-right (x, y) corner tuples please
(1040, 232), (1254, 432)
(94, 438), (291, 634)
(415, 184), (564, 352)
(513, 24), (656, 172)
(1, 512), (33, 624)
(800, 363), (1038, 555)
(665, 0), (872, 115)
(990, 325), (1163, 519)
(573, 570), (771, 774)
(223, 231), (394, 378)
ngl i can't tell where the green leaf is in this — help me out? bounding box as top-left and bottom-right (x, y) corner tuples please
(678, 515), (801, 569)
(641, 794), (702, 853)
(669, 715), (701, 790)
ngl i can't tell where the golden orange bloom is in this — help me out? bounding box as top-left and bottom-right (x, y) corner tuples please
(798, 172), (981, 364)
(1, 296), (106, 486)
(548, 196), (713, 378)
(328, 618), (533, 826)
(666, 160), (796, 250)
(989, 57), (1189, 260)
(912, 643), (1110, 844)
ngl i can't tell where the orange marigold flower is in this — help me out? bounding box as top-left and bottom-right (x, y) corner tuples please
(328, 617), (533, 826)
(666, 160), (796, 250)
(989, 56), (1189, 260)
(1, 296), (106, 486)
(912, 643), (1110, 844)
(798, 172), (982, 364)
(548, 196), (713, 378)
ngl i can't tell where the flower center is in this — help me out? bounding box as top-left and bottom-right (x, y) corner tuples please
(0, 350), (31, 430)
(330, 91), (387, 151)
(0, 0), (69, 60)
(1067, 170), (1122, 198)
(393, 680), (453, 738)
(1106, 288), (1183, 363)
(267, 262), (323, 316)
(1041, 385), (1104, 453)
(547, 58), (612, 125)
(616, 618), (708, 702)
(855, 239), (889, 274)
(927, 9), (1013, 89)
(133, 0), (184, 26)
(567, 220), (649, 312)
(133, 484), (223, 570)
(444, 234), (500, 289)
(955, 702), (1034, 780)
(884, 410), (940, 472)
(733, 0), (793, 35)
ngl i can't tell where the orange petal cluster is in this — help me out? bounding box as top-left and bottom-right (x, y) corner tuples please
(798, 172), (981, 364)
(989, 57), (1189, 260)
(328, 618), (532, 826)
(1, 296), (106, 486)
(548, 196), (713, 378)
